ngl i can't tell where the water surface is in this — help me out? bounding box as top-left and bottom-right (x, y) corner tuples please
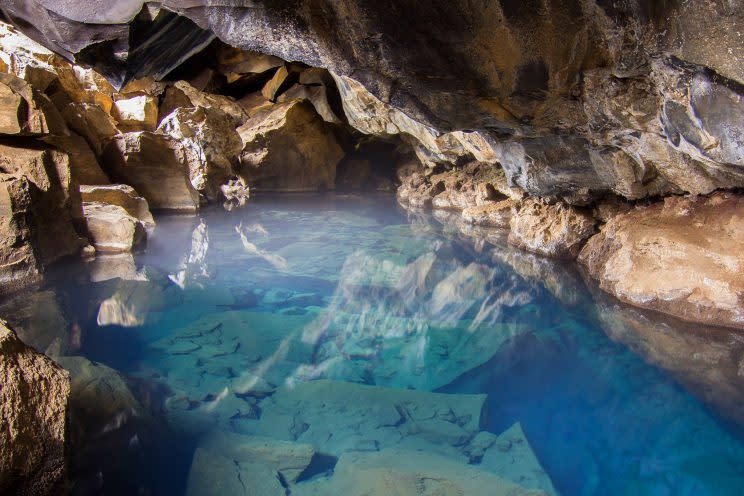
(4, 195), (744, 495)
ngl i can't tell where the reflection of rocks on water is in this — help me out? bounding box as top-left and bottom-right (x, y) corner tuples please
(0, 289), (71, 357)
(588, 285), (744, 428)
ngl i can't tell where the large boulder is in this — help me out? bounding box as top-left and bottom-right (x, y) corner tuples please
(0, 73), (68, 136)
(509, 199), (596, 259)
(101, 132), (200, 212)
(81, 202), (147, 253)
(579, 192), (744, 329)
(238, 100), (344, 191)
(0, 320), (70, 496)
(157, 106), (242, 201)
(0, 142), (84, 287)
(60, 102), (118, 157)
(80, 184), (154, 231)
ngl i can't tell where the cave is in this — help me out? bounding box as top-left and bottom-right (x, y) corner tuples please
(0, 2), (744, 495)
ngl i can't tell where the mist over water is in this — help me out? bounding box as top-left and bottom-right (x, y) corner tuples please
(6, 195), (744, 495)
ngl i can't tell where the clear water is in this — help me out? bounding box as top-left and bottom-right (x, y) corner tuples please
(4, 195), (744, 495)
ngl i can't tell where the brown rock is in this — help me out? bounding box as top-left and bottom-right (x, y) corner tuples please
(157, 106), (242, 201)
(238, 100), (344, 191)
(462, 200), (515, 228)
(80, 184), (155, 232)
(0, 320), (70, 496)
(61, 102), (119, 156)
(579, 192), (744, 329)
(261, 64), (301, 102)
(277, 84), (341, 124)
(216, 46), (284, 82)
(40, 134), (110, 185)
(170, 81), (247, 123)
(82, 201), (148, 253)
(101, 132), (201, 212)
(0, 176), (43, 288)
(509, 199), (596, 259)
(0, 73), (68, 136)
(0, 142), (85, 280)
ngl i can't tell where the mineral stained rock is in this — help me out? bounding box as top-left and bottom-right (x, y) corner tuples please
(579, 192), (744, 329)
(0, 320), (70, 496)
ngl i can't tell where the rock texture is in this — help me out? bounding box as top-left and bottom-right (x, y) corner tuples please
(579, 192), (744, 329)
(0, 319), (69, 495)
(238, 100), (344, 191)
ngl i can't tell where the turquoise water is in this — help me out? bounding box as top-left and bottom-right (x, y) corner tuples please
(4, 195), (744, 495)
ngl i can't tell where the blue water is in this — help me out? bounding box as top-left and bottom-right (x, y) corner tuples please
(5, 195), (744, 495)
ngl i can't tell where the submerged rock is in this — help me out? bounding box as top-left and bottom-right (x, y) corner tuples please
(509, 199), (596, 259)
(580, 192), (744, 329)
(0, 320), (70, 496)
(238, 100), (344, 191)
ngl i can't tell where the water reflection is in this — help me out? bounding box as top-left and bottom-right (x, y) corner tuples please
(6, 196), (744, 495)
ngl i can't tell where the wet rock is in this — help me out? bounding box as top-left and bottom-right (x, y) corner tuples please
(238, 100), (344, 191)
(509, 199), (596, 259)
(579, 192), (744, 329)
(157, 106), (242, 201)
(462, 200), (515, 228)
(0, 320), (70, 496)
(101, 132), (200, 211)
(112, 94), (158, 131)
(293, 447), (545, 496)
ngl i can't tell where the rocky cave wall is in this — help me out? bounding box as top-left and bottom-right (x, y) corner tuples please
(0, 2), (742, 325)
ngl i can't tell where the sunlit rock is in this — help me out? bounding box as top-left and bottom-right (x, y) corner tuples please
(509, 199), (596, 259)
(158, 106), (243, 201)
(112, 94), (158, 131)
(81, 202), (147, 253)
(238, 100), (344, 191)
(580, 191), (744, 329)
(80, 184), (155, 232)
(0, 320), (69, 496)
(101, 132), (200, 211)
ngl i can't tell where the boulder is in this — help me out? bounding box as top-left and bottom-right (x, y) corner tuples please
(80, 184), (155, 232)
(579, 192), (744, 329)
(0, 320), (70, 496)
(157, 106), (243, 201)
(112, 94), (158, 131)
(509, 199), (596, 259)
(40, 134), (110, 185)
(0, 142), (85, 281)
(238, 100), (344, 191)
(60, 102), (119, 156)
(277, 84), (342, 124)
(101, 132), (200, 212)
(81, 202), (147, 253)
